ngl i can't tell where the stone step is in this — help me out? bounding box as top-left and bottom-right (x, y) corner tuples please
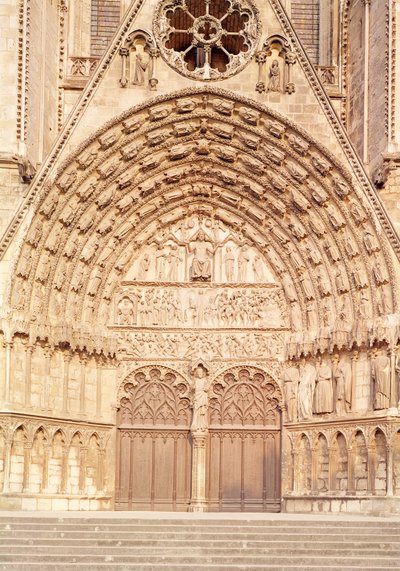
(0, 545), (398, 557)
(1, 530), (398, 543)
(1, 566), (396, 571)
(0, 538), (398, 551)
(0, 554), (399, 567)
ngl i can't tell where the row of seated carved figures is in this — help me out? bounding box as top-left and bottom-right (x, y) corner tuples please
(289, 429), (400, 496)
(0, 427), (107, 496)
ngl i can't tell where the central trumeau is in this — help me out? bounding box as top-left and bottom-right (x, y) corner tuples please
(154, 0), (260, 80)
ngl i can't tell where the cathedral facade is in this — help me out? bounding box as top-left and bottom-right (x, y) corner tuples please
(0, 0), (400, 514)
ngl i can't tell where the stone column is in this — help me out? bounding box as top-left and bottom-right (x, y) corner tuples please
(60, 445), (68, 494)
(4, 341), (13, 404)
(189, 431), (208, 512)
(351, 351), (359, 411)
(328, 446), (335, 492)
(347, 444), (356, 494)
(311, 445), (318, 493)
(97, 448), (105, 493)
(291, 450), (299, 493)
(386, 445), (394, 497)
(24, 345), (33, 408)
(95, 361), (102, 419)
(22, 442), (32, 493)
(43, 345), (52, 411)
(389, 349), (398, 411)
(79, 355), (87, 416)
(79, 446), (88, 494)
(62, 352), (71, 414)
(367, 444), (376, 494)
(2, 437), (12, 493)
(41, 443), (50, 493)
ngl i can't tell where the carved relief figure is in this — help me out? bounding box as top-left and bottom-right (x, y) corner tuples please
(298, 362), (316, 420)
(138, 253), (150, 280)
(132, 53), (148, 85)
(284, 366), (299, 422)
(237, 246), (250, 282)
(118, 297), (135, 325)
(313, 362), (334, 414)
(334, 360), (352, 414)
(188, 229), (215, 282)
(191, 364), (209, 431)
(372, 353), (390, 410)
(167, 245), (182, 281)
(224, 246), (235, 282)
(267, 59), (281, 92)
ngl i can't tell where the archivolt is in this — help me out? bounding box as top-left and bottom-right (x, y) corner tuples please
(8, 88), (398, 356)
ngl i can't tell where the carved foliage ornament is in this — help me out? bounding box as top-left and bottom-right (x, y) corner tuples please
(153, 0), (261, 81)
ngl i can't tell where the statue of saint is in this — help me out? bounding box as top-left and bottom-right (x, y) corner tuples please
(313, 362), (334, 414)
(224, 246), (235, 282)
(372, 353), (390, 410)
(132, 53), (148, 85)
(298, 362), (316, 420)
(334, 360), (352, 414)
(267, 59), (281, 92)
(188, 229), (215, 282)
(191, 364), (209, 431)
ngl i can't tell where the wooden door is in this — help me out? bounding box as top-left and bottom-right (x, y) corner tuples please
(207, 367), (282, 512)
(116, 366), (192, 511)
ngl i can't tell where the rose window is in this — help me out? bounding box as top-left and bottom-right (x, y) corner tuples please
(154, 0), (260, 80)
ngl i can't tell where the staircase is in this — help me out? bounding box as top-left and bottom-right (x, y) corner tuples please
(0, 512), (399, 570)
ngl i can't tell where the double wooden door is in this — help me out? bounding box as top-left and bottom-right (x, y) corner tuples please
(115, 366), (281, 512)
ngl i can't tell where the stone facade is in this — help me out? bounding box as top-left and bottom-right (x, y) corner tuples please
(1, 0), (400, 514)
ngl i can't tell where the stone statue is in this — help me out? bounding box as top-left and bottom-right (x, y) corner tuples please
(191, 364), (209, 431)
(334, 360), (352, 414)
(237, 246), (250, 282)
(313, 362), (333, 414)
(267, 59), (281, 92)
(252, 255), (265, 282)
(138, 253), (150, 280)
(132, 53), (148, 85)
(284, 366), (299, 422)
(167, 245), (182, 281)
(224, 246), (235, 282)
(298, 362), (316, 420)
(372, 353), (390, 410)
(188, 229), (215, 282)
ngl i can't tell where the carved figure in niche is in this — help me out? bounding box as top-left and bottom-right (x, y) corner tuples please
(298, 361), (316, 420)
(372, 352), (390, 410)
(238, 246), (250, 282)
(190, 364), (209, 431)
(334, 360), (352, 414)
(300, 273), (314, 301)
(316, 268), (331, 297)
(138, 253), (150, 280)
(373, 260), (388, 286)
(326, 204), (345, 231)
(282, 273), (297, 302)
(188, 229), (215, 282)
(224, 246), (235, 282)
(324, 239), (341, 263)
(267, 59), (281, 92)
(132, 52), (148, 85)
(284, 367), (299, 422)
(118, 297), (135, 325)
(352, 260), (369, 289)
(313, 362), (333, 414)
(306, 301), (318, 329)
(377, 287), (390, 316)
(291, 302), (302, 331)
(364, 230), (380, 255)
(253, 255), (265, 282)
(156, 246), (168, 280)
(344, 234), (359, 258)
(309, 215), (327, 238)
(167, 245), (182, 281)
(285, 243), (305, 272)
(335, 266), (349, 294)
(305, 241), (322, 266)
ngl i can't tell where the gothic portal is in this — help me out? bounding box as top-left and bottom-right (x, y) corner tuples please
(1, 0), (400, 515)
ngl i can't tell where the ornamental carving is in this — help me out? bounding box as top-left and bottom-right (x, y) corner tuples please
(153, 0), (260, 81)
(209, 366), (282, 427)
(118, 366), (191, 427)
